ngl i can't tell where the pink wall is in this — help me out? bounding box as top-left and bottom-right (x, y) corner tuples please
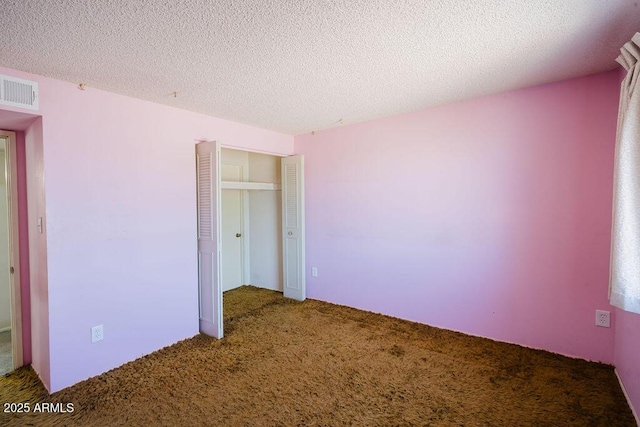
(0, 66), (293, 392)
(295, 70), (619, 363)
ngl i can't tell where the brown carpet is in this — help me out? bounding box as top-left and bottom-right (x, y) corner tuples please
(0, 286), (635, 426)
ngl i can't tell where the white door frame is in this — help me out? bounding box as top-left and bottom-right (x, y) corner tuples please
(0, 130), (23, 369)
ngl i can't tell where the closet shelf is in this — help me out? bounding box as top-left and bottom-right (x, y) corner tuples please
(221, 181), (281, 191)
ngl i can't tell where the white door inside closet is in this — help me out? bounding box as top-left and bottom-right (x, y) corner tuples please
(196, 141), (223, 338)
(221, 165), (244, 291)
(281, 155), (306, 301)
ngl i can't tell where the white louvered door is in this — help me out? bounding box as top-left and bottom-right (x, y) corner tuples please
(281, 155), (306, 301)
(196, 141), (223, 338)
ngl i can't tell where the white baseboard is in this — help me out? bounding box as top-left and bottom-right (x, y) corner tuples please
(615, 368), (640, 426)
(0, 326), (10, 333)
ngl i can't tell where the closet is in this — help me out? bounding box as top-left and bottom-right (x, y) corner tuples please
(196, 141), (305, 339)
(220, 148), (282, 292)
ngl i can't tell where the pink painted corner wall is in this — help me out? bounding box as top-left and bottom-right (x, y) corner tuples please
(295, 70), (619, 363)
(0, 66), (293, 392)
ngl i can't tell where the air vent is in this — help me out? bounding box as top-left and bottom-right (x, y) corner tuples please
(0, 74), (39, 111)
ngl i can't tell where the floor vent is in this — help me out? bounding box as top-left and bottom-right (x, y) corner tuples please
(0, 74), (39, 111)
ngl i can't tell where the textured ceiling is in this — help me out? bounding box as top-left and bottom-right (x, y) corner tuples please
(0, 1), (639, 135)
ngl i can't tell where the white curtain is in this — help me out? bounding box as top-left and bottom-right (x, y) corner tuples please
(610, 32), (640, 314)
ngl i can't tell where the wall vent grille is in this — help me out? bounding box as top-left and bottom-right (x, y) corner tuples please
(0, 74), (39, 111)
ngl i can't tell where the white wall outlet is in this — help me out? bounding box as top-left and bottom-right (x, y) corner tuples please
(595, 310), (610, 328)
(311, 267), (318, 277)
(91, 325), (104, 343)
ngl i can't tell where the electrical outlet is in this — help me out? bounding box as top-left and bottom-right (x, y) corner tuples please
(595, 310), (610, 328)
(91, 325), (104, 343)
(311, 267), (318, 277)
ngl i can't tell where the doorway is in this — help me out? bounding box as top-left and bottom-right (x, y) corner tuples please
(0, 130), (22, 375)
(220, 148), (283, 296)
(196, 141), (305, 339)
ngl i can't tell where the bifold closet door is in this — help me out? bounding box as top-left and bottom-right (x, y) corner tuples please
(196, 141), (223, 338)
(281, 155), (306, 301)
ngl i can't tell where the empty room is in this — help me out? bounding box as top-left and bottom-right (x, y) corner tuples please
(1, 1), (640, 425)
